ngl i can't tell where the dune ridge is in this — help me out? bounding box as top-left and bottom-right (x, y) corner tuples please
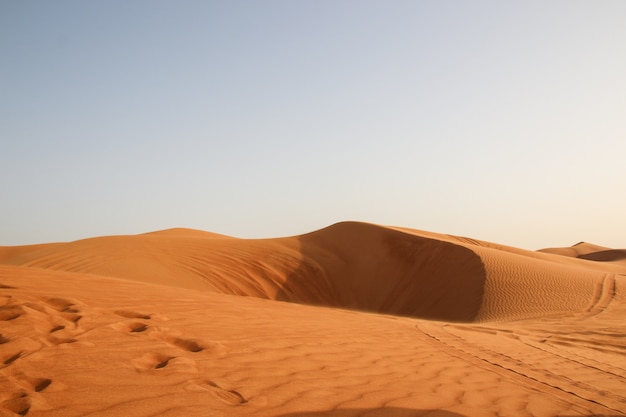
(3, 222), (624, 323)
(2, 222), (625, 322)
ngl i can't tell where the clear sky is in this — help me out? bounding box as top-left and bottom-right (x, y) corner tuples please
(2, 1), (625, 250)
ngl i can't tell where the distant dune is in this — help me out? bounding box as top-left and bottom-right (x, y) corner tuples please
(541, 242), (626, 264)
(1, 222), (625, 416)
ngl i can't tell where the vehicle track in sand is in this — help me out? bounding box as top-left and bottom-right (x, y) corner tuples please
(415, 321), (626, 416)
(583, 273), (616, 317)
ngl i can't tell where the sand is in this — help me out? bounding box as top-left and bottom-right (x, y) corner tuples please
(1, 221), (625, 416)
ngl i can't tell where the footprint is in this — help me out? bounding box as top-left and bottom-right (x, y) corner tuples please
(29, 378), (52, 393)
(132, 352), (176, 370)
(0, 334), (10, 344)
(12, 375), (53, 393)
(46, 336), (77, 346)
(0, 283), (16, 289)
(131, 352), (199, 374)
(43, 298), (80, 313)
(0, 339), (41, 364)
(187, 380), (247, 405)
(0, 305), (25, 321)
(114, 310), (152, 320)
(59, 312), (82, 327)
(49, 325), (65, 333)
(151, 330), (225, 354)
(167, 336), (204, 353)
(22, 303), (47, 314)
(3, 351), (23, 366)
(1, 393), (31, 416)
(111, 321), (149, 333)
(129, 323), (149, 333)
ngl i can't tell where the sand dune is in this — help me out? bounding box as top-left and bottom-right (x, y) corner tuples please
(1, 222), (625, 416)
(3, 222), (624, 322)
(540, 243), (626, 265)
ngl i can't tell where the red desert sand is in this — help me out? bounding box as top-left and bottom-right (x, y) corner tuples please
(1, 221), (625, 417)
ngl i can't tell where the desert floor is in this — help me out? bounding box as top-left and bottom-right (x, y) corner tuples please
(1, 222), (625, 417)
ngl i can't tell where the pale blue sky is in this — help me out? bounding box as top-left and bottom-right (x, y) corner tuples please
(2, 1), (625, 249)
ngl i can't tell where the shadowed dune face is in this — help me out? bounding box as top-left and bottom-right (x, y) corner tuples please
(282, 222), (486, 322)
(579, 249), (626, 262)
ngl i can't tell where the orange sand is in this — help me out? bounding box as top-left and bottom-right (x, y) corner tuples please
(1, 222), (625, 416)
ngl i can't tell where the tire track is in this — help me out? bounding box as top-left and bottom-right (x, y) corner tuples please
(416, 323), (626, 415)
(584, 273), (616, 316)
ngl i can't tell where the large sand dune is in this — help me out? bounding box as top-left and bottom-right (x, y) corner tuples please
(1, 222), (625, 416)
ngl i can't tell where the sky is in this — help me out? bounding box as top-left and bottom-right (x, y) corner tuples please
(1, 1), (625, 250)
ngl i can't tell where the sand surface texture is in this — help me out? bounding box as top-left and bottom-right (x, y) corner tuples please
(1, 222), (625, 416)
